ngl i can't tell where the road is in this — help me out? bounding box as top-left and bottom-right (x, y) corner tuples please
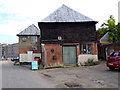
(1, 61), (120, 88)
(2, 61), (57, 88)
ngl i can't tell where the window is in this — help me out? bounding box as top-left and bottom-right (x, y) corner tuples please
(110, 52), (120, 57)
(80, 43), (92, 54)
(109, 49), (114, 55)
(31, 36), (37, 43)
(22, 37), (26, 42)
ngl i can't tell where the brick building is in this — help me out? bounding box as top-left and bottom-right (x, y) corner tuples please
(99, 33), (120, 59)
(17, 24), (41, 62)
(0, 43), (8, 60)
(0, 44), (2, 60)
(4, 43), (19, 59)
(38, 5), (98, 67)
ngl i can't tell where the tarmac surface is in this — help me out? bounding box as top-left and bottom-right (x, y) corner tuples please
(2, 61), (57, 88)
(40, 61), (119, 88)
(1, 61), (120, 88)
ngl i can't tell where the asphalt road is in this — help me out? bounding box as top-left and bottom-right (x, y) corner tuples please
(2, 61), (57, 88)
(1, 61), (120, 88)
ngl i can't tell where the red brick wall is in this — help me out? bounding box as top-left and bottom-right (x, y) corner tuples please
(92, 43), (98, 55)
(43, 43), (97, 66)
(107, 45), (120, 54)
(97, 44), (106, 59)
(44, 44), (62, 66)
(76, 44), (80, 56)
(19, 47), (40, 54)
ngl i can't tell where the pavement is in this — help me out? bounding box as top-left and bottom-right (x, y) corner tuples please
(39, 61), (119, 88)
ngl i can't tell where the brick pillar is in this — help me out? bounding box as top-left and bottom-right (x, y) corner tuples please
(76, 44), (80, 56)
(92, 43), (98, 55)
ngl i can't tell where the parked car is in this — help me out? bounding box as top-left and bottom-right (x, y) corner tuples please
(6, 58), (14, 61)
(106, 51), (120, 70)
(11, 57), (19, 62)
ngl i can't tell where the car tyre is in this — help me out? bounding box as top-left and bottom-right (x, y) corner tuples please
(109, 67), (115, 70)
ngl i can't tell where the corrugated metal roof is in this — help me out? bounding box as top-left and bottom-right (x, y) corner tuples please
(100, 32), (112, 44)
(41, 4), (95, 22)
(17, 24), (40, 36)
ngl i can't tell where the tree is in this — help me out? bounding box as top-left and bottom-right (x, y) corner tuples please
(97, 28), (108, 37)
(97, 15), (120, 43)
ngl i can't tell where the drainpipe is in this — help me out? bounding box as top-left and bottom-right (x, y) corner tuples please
(42, 44), (47, 68)
(105, 48), (108, 60)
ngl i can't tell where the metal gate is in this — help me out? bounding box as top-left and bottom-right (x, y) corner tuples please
(63, 46), (77, 65)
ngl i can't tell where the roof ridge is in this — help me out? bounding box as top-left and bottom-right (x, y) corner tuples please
(17, 24), (40, 36)
(41, 4), (95, 22)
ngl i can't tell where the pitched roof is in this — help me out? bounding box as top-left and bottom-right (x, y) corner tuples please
(41, 4), (96, 22)
(100, 32), (112, 44)
(17, 24), (40, 36)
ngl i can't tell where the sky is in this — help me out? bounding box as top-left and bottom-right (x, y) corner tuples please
(0, 0), (119, 44)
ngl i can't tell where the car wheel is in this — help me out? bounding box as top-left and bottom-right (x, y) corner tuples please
(109, 67), (115, 70)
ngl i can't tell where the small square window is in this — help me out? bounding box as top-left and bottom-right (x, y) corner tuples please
(31, 36), (37, 43)
(22, 37), (26, 42)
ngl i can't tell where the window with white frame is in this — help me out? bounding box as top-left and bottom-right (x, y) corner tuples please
(31, 36), (37, 43)
(80, 43), (92, 54)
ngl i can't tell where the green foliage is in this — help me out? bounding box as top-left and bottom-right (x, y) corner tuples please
(14, 62), (31, 66)
(13, 61), (20, 65)
(97, 28), (108, 37)
(84, 59), (100, 66)
(60, 65), (78, 68)
(97, 15), (120, 42)
(38, 64), (44, 69)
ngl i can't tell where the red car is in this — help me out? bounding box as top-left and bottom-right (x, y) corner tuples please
(106, 51), (120, 70)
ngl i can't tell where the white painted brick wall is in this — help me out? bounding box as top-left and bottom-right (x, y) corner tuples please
(78, 54), (98, 65)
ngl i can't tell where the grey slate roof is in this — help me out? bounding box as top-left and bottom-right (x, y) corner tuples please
(41, 4), (95, 22)
(17, 24), (40, 36)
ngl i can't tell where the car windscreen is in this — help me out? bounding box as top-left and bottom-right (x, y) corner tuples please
(110, 52), (120, 57)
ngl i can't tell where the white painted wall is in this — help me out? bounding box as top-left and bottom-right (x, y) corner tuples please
(20, 51), (41, 62)
(78, 54), (98, 65)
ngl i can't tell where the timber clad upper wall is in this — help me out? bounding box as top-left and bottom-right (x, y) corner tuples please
(38, 4), (97, 43)
(39, 22), (97, 43)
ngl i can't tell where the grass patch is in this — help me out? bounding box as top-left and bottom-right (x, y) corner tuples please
(60, 65), (78, 68)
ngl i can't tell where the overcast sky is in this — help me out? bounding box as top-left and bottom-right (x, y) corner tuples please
(0, 0), (119, 44)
